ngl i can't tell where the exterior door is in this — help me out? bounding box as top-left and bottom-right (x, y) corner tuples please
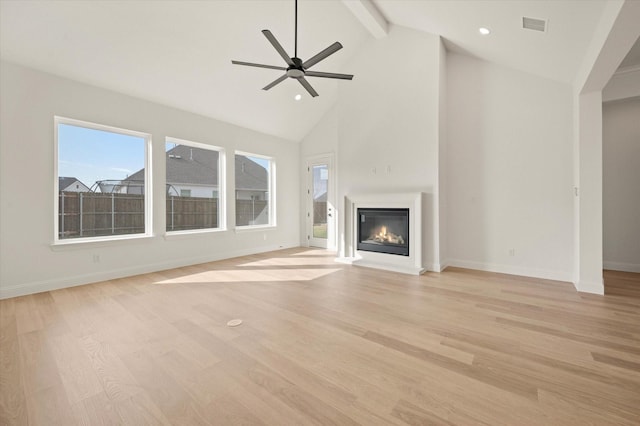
(307, 155), (334, 249)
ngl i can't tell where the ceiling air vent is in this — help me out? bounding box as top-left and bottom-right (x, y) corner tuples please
(522, 17), (547, 32)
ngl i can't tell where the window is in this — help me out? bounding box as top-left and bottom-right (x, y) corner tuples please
(55, 117), (151, 242)
(235, 152), (275, 227)
(166, 138), (224, 232)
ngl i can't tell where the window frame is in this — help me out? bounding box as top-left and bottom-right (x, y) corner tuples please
(53, 116), (153, 245)
(234, 150), (276, 230)
(165, 137), (226, 235)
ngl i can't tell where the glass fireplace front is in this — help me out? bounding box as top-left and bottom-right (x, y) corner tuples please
(357, 208), (409, 256)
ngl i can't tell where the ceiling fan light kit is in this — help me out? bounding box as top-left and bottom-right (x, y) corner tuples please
(231, 0), (354, 97)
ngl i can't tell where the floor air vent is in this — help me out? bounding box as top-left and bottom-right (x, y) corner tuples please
(522, 17), (547, 32)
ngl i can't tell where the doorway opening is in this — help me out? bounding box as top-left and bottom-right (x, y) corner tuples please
(306, 154), (335, 249)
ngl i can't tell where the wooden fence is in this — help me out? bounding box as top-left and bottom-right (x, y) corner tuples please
(235, 199), (268, 226)
(58, 192), (268, 238)
(313, 201), (327, 225)
(166, 196), (218, 231)
(59, 192), (144, 238)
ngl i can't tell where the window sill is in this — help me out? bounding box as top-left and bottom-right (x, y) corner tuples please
(164, 228), (227, 239)
(234, 224), (277, 233)
(50, 233), (154, 251)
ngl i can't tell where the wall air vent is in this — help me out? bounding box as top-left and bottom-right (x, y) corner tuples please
(522, 17), (547, 32)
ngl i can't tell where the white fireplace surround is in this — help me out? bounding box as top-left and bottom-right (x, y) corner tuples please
(341, 192), (425, 275)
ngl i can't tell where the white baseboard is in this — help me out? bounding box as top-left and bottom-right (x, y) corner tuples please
(352, 259), (425, 276)
(428, 261), (450, 273)
(603, 261), (640, 273)
(574, 279), (605, 295)
(0, 243), (299, 300)
(446, 258), (572, 283)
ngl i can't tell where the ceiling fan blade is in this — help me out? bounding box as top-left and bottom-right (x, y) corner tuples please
(298, 77), (319, 97)
(231, 60), (286, 71)
(263, 74), (288, 91)
(305, 71), (354, 80)
(262, 30), (295, 66)
(302, 42), (343, 69)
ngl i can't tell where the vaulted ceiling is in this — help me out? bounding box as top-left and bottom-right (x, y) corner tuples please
(0, 0), (626, 141)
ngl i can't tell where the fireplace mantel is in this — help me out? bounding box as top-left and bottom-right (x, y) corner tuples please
(340, 192), (425, 275)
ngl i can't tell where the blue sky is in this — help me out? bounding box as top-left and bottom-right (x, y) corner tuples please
(58, 124), (145, 188)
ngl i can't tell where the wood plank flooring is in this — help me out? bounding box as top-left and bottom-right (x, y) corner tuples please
(1, 248), (639, 425)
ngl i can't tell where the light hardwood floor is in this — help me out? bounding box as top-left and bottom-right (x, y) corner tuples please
(1, 248), (639, 425)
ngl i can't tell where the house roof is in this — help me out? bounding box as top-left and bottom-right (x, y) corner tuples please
(315, 191), (327, 202)
(59, 176), (78, 189)
(126, 145), (267, 191)
(58, 176), (88, 190)
(235, 155), (268, 192)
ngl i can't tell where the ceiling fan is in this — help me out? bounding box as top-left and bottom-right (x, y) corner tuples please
(231, 0), (354, 97)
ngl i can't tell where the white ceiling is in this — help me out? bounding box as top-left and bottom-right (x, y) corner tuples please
(619, 36), (640, 69)
(373, 0), (609, 84)
(0, 0), (370, 141)
(0, 0), (618, 141)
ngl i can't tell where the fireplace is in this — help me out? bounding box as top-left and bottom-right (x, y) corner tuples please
(342, 192), (424, 275)
(357, 208), (409, 256)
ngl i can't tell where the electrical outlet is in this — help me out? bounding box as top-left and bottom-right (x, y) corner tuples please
(93, 254), (100, 263)
(508, 248), (515, 257)
(263, 233), (267, 241)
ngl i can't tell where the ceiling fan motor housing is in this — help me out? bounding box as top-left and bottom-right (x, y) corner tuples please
(287, 58), (305, 78)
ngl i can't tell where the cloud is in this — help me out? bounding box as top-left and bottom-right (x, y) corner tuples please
(110, 167), (133, 174)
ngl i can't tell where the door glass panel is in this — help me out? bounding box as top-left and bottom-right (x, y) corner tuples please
(312, 164), (328, 239)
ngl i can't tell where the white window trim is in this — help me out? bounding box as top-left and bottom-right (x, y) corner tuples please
(53, 116), (153, 245)
(234, 150), (276, 230)
(165, 136), (226, 235)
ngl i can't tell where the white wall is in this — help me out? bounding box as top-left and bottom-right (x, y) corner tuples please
(437, 37), (448, 270)
(603, 97), (640, 272)
(572, 0), (640, 294)
(603, 68), (640, 102)
(446, 53), (574, 281)
(0, 61), (300, 298)
(319, 25), (441, 270)
(576, 92), (604, 293)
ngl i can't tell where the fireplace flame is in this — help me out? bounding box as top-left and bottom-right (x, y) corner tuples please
(371, 225), (405, 245)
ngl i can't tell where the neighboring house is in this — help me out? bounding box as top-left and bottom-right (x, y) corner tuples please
(235, 155), (268, 201)
(58, 176), (90, 192)
(312, 166), (327, 202)
(115, 145), (267, 199)
(166, 145), (219, 198)
(117, 144), (219, 196)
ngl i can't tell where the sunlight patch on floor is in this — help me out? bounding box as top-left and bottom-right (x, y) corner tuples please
(237, 256), (338, 267)
(154, 268), (342, 284)
(291, 250), (337, 257)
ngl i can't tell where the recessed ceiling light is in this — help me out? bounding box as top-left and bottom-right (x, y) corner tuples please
(294, 94), (302, 101)
(479, 27), (491, 35)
